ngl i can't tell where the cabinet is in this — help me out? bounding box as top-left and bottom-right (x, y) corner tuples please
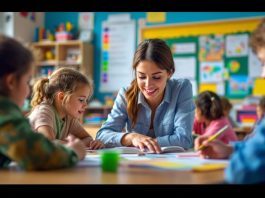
(31, 40), (93, 81)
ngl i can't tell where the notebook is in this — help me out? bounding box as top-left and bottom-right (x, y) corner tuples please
(87, 146), (185, 154)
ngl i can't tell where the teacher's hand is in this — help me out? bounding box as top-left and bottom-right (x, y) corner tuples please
(121, 132), (161, 154)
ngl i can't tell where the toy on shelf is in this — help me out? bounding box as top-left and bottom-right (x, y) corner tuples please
(55, 22), (74, 41)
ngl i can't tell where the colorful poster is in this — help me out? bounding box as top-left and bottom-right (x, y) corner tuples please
(172, 42), (196, 54)
(100, 20), (136, 92)
(226, 34), (248, 57)
(200, 62), (224, 83)
(199, 35), (224, 62)
(228, 75), (249, 96)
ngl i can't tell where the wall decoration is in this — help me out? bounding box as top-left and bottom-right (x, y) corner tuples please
(226, 34), (248, 57)
(228, 75), (249, 96)
(200, 61), (224, 83)
(199, 35), (224, 62)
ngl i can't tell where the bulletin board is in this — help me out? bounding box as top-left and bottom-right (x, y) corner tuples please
(140, 17), (264, 99)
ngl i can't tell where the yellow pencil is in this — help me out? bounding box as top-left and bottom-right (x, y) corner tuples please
(197, 125), (229, 151)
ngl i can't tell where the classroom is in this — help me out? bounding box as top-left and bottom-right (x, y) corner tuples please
(0, 12), (265, 185)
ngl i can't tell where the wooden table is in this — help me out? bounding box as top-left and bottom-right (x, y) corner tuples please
(0, 163), (224, 184)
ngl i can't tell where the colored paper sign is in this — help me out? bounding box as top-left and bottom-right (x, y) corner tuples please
(253, 78), (265, 96)
(147, 12), (166, 23)
(199, 83), (217, 93)
(199, 35), (224, 62)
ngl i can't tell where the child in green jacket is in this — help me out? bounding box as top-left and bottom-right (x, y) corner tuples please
(0, 34), (86, 170)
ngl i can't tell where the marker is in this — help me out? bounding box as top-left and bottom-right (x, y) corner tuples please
(197, 125), (229, 151)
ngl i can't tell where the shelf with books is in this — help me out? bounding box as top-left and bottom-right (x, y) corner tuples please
(82, 106), (112, 126)
(31, 40), (94, 82)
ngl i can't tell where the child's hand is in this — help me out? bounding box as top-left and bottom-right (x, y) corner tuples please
(66, 135), (86, 160)
(195, 135), (233, 159)
(89, 140), (105, 150)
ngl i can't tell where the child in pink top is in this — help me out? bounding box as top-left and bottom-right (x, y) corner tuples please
(193, 91), (237, 144)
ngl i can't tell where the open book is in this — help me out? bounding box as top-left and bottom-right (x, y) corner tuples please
(87, 146), (185, 154)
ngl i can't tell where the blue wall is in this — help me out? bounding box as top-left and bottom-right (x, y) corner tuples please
(45, 12), (265, 103)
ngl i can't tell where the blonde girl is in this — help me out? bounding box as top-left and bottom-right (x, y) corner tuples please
(28, 67), (105, 150)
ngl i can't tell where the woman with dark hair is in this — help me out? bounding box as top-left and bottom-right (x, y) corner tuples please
(96, 38), (195, 153)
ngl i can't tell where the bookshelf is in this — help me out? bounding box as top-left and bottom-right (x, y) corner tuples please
(31, 40), (94, 81)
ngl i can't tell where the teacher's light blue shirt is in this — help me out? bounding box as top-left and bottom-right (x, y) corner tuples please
(96, 78), (195, 149)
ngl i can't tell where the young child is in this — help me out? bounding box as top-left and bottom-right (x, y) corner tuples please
(28, 67), (105, 150)
(0, 34), (86, 170)
(221, 96), (238, 128)
(193, 91), (238, 144)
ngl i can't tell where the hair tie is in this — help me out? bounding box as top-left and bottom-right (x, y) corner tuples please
(211, 96), (215, 101)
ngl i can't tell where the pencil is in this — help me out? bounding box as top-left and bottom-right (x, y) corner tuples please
(197, 125), (229, 151)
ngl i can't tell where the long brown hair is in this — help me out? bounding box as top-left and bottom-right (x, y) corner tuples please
(0, 34), (33, 96)
(250, 18), (265, 53)
(125, 39), (175, 126)
(31, 67), (93, 108)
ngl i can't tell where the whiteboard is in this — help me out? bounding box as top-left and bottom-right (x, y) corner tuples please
(100, 20), (136, 92)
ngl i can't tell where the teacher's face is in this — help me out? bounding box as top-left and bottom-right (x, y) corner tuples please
(256, 47), (265, 78)
(136, 60), (171, 107)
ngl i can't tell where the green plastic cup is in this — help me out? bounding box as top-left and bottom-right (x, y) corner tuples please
(100, 150), (120, 172)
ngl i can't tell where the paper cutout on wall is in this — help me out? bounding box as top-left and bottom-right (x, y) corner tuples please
(226, 34), (248, 57)
(199, 35), (224, 62)
(228, 60), (240, 73)
(253, 78), (265, 96)
(228, 75), (249, 96)
(200, 61), (224, 83)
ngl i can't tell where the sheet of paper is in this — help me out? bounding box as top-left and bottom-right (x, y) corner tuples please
(226, 34), (248, 57)
(173, 57), (196, 79)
